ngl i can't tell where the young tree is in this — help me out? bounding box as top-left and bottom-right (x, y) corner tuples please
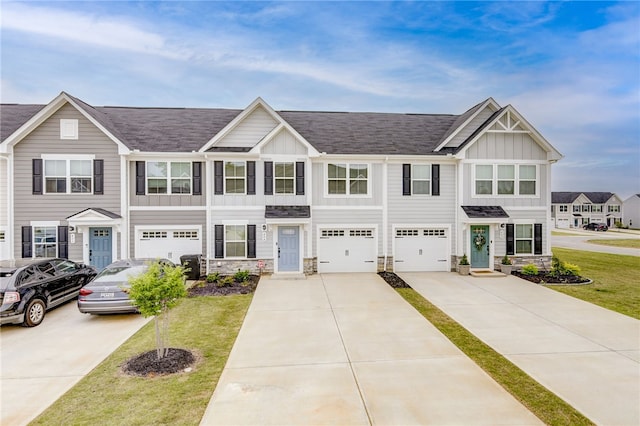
(128, 261), (187, 359)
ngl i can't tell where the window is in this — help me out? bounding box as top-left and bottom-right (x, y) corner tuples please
(327, 163), (368, 195)
(34, 226), (56, 258)
(608, 205), (620, 213)
(582, 204), (591, 212)
(573, 205), (581, 213)
(141, 231), (167, 239)
(173, 231), (198, 239)
(350, 229), (373, 237)
(474, 164), (537, 196)
(146, 161), (191, 194)
(321, 229), (345, 237)
(275, 162), (294, 194)
(44, 159), (92, 193)
(225, 162), (246, 194)
(592, 205), (603, 213)
(412, 165), (431, 195)
(515, 224), (533, 254)
(225, 225), (246, 257)
(559, 205), (568, 212)
(397, 229), (419, 237)
(0, 231), (5, 241)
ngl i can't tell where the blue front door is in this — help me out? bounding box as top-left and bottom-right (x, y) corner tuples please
(470, 225), (490, 268)
(278, 226), (299, 272)
(90, 227), (112, 270)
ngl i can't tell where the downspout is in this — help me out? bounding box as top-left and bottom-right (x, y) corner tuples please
(382, 156), (388, 271)
(7, 153), (14, 260)
(205, 156), (212, 275)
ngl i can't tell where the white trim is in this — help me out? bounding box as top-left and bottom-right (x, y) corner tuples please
(205, 160), (212, 275)
(471, 163), (540, 198)
(391, 223), (452, 272)
(121, 155), (129, 260)
(223, 160), (247, 195)
(30, 220), (60, 227)
(211, 206), (263, 211)
(504, 206), (549, 211)
(434, 97), (500, 151)
(312, 205), (383, 210)
(382, 159), (388, 269)
(134, 224), (202, 263)
(60, 118), (79, 140)
(274, 225), (303, 273)
(41, 154), (95, 160)
(41, 156), (95, 195)
(129, 206), (206, 211)
(83, 226), (118, 266)
(145, 160), (193, 195)
(324, 162), (372, 198)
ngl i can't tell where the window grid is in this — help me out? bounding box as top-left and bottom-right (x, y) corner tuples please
(225, 225), (246, 257)
(608, 205), (620, 213)
(397, 229), (419, 237)
(321, 230), (345, 237)
(34, 226), (57, 258)
(173, 231), (199, 239)
(141, 231), (167, 239)
(327, 163), (368, 195)
(274, 162), (295, 194)
(44, 159), (93, 194)
(350, 229), (373, 237)
(424, 229), (446, 236)
(147, 161), (191, 195)
(225, 162), (246, 194)
(474, 164), (537, 196)
(515, 224), (533, 254)
(93, 229), (109, 237)
(412, 165), (431, 195)
(559, 205), (568, 212)
(0, 231), (5, 241)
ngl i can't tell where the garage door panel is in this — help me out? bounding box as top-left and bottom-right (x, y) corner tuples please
(136, 228), (201, 265)
(394, 227), (449, 272)
(317, 228), (377, 273)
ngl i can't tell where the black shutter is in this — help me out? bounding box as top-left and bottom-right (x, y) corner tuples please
(432, 164), (440, 196)
(57, 226), (69, 259)
(214, 161), (223, 195)
(296, 162), (305, 195)
(32, 159), (43, 195)
(135, 161), (145, 195)
(22, 226), (32, 258)
(247, 161), (256, 195)
(192, 162), (202, 195)
(264, 161), (273, 195)
(506, 224), (515, 255)
(247, 225), (256, 258)
(214, 225), (224, 258)
(534, 223), (543, 255)
(93, 159), (104, 195)
(402, 164), (411, 196)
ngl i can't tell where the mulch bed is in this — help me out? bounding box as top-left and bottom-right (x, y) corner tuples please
(187, 275), (260, 296)
(378, 271), (412, 288)
(122, 348), (196, 377)
(512, 271), (591, 285)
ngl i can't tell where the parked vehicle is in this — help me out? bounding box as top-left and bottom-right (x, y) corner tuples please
(1, 258), (97, 327)
(583, 222), (608, 231)
(77, 259), (173, 315)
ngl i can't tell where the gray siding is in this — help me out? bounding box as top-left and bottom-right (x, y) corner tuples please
(311, 208), (383, 256)
(129, 210), (206, 257)
(129, 161), (205, 207)
(387, 162), (457, 254)
(445, 107), (496, 148)
(211, 209), (274, 258)
(12, 103), (121, 256)
(261, 128), (308, 155)
(0, 158), (7, 227)
(467, 133), (547, 160)
(217, 106), (277, 148)
(491, 209), (549, 256)
(312, 162), (384, 206)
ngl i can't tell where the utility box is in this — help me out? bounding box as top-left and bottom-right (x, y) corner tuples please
(180, 255), (201, 280)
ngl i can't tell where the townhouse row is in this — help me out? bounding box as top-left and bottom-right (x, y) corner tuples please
(0, 93), (563, 275)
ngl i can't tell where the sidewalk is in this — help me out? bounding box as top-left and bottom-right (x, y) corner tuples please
(401, 272), (640, 426)
(200, 273), (541, 425)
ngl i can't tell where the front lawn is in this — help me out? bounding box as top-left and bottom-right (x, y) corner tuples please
(586, 239), (640, 249)
(550, 248), (639, 319)
(31, 294), (252, 425)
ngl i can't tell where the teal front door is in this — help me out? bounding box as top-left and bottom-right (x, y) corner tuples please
(90, 227), (112, 270)
(470, 225), (490, 268)
(278, 226), (299, 272)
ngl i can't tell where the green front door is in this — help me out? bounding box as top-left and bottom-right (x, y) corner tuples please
(470, 225), (490, 268)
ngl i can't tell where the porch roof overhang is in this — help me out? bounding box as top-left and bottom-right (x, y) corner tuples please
(265, 205), (311, 219)
(573, 213), (582, 217)
(66, 208), (123, 229)
(461, 205), (509, 219)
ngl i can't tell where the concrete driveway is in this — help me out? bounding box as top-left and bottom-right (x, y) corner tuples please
(0, 301), (149, 425)
(400, 272), (640, 426)
(201, 273), (541, 425)
(552, 228), (640, 256)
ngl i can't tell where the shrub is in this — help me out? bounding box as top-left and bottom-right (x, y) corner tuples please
(521, 264), (539, 276)
(216, 276), (234, 288)
(501, 255), (512, 265)
(206, 272), (220, 283)
(551, 255), (581, 276)
(459, 254), (470, 265)
(234, 270), (250, 283)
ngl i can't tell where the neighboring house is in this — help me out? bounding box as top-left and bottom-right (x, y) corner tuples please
(551, 192), (623, 228)
(0, 92), (562, 273)
(623, 194), (640, 229)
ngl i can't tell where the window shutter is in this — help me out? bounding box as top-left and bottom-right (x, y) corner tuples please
(432, 164), (440, 196)
(22, 226), (32, 258)
(247, 225), (256, 259)
(58, 226), (69, 259)
(135, 161), (145, 195)
(296, 162), (305, 195)
(32, 159), (43, 195)
(534, 223), (543, 255)
(192, 162), (202, 196)
(247, 161), (256, 195)
(264, 161), (273, 195)
(402, 164), (411, 196)
(214, 225), (224, 258)
(506, 224), (515, 255)
(93, 159), (104, 195)
(214, 161), (223, 195)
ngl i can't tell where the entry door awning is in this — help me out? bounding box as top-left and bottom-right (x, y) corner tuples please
(461, 205), (509, 219)
(66, 208), (122, 229)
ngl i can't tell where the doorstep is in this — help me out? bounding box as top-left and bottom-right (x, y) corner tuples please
(470, 269), (506, 278)
(269, 273), (307, 280)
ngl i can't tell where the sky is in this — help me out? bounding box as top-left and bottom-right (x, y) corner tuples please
(1, 1), (639, 199)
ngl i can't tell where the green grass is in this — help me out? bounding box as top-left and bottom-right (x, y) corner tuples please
(31, 294), (252, 426)
(397, 288), (593, 426)
(586, 239), (640, 249)
(550, 248), (640, 319)
(551, 231), (580, 236)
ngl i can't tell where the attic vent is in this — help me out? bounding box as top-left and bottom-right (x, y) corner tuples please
(60, 119), (78, 140)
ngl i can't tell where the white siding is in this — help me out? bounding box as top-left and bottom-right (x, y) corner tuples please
(491, 209), (549, 256)
(312, 162), (384, 206)
(211, 209), (278, 259)
(129, 210), (206, 258)
(311, 208), (383, 256)
(217, 106), (278, 148)
(0, 157), (7, 227)
(444, 107), (496, 148)
(261, 128), (308, 155)
(467, 133), (547, 160)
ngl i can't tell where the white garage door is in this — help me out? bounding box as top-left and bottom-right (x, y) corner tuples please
(317, 228), (377, 273)
(135, 228), (201, 265)
(556, 219), (570, 229)
(394, 227), (450, 272)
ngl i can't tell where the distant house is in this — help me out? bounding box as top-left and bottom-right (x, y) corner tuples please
(551, 192), (623, 228)
(623, 194), (640, 229)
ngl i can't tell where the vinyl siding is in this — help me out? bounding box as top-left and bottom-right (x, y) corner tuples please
(129, 161), (205, 207)
(467, 132), (547, 160)
(444, 107), (496, 148)
(129, 210), (206, 258)
(0, 157), (7, 227)
(387, 162), (457, 254)
(490, 209), (549, 256)
(261, 128), (308, 155)
(311, 208), (383, 256)
(312, 162), (384, 206)
(211, 209), (274, 258)
(12, 103), (121, 256)
(216, 106), (278, 148)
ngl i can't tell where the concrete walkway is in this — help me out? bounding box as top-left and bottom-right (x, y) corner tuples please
(200, 273), (541, 425)
(401, 272), (640, 426)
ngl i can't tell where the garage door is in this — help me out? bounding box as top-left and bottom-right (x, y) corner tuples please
(394, 227), (450, 272)
(135, 228), (201, 265)
(556, 219), (570, 229)
(317, 228), (377, 273)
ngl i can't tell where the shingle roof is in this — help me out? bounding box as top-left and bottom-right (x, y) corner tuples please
(0, 104), (45, 141)
(582, 192), (615, 204)
(461, 205), (509, 218)
(552, 192), (616, 204)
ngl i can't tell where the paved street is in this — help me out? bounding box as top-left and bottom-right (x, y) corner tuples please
(551, 228), (640, 256)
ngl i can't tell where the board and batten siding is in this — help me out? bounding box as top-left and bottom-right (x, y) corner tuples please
(211, 209), (277, 259)
(467, 132), (547, 161)
(312, 162), (384, 206)
(444, 107), (496, 148)
(261, 128), (308, 156)
(129, 210), (206, 258)
(489, 209), (549, 256)
(216, 106), (278, 148)
(129, 161), (205, 207)
(387, 162), (457, 254)
(12, 103), (121, 257)
(311, 208), (383, 256)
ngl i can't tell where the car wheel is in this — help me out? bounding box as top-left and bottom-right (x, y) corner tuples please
(22, 298), (46, 327)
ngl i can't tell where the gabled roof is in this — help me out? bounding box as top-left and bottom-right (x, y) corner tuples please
(0, 104), (45, 141)
(582, 192), (616, 204)
(434, 97), (500, 151)
(552, 192), (617, 204)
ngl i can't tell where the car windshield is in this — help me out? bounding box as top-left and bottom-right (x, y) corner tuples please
(93, 265), (148, 282)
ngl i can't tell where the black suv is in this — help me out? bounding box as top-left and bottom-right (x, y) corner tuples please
(1, 258), (97, 327)
(583, 222), (608, 231)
